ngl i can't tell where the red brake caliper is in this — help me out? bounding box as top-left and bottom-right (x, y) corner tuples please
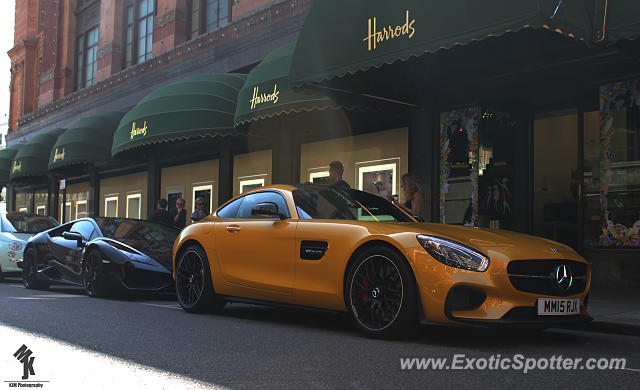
(361, 278), (369, 302)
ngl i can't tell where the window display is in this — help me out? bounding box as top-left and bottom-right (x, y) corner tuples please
(309, 170), (330, 184)
(76, 200), (88, 219)
(239, 177), (265, 193)
(105, 196), (118, 217)
(192, 184), (213, 215)
(439, 106), (479, 225)
(440, 107), (517, 229)
(357, 160), (398, 199)
(126, 194), (142, 219)
(477, 110), (516, 230)
(589, 80), (640, 247)
(166, 188), (184, 211)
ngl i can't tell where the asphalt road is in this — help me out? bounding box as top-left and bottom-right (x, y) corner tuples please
(0, 278), (638, 389)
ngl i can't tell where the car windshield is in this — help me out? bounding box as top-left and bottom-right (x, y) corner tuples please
(3, 213), (58, 234)
(292, 185), (414, 222)
(94, 218), (180, 269)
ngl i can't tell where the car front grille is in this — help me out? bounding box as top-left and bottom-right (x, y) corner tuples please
(507, 260), (588, 296)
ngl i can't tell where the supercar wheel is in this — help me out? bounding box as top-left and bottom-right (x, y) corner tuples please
(22, 248), (49, 290)
(83, 250), (108, 298)
(346, 246), (417, 338)
(175, 245), (225, 313)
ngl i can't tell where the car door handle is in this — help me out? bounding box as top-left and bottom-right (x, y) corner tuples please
(226, 226), (241, 232)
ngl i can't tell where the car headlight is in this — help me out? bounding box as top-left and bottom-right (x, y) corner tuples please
(416, 235), (489, 272)
(9, 241), (23, 251)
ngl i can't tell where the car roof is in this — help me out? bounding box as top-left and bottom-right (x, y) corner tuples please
(240, 183), (343, 194)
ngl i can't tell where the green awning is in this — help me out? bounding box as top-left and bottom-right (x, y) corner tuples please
(10, 128), (65, 181)
(0, 145), (22, 185)
(290, 0), (640, 86)
(112, 73), (247, 157)
(234, 43), (364, 125)
(606, 1), (640, 43)
(48, 111), (125, 171)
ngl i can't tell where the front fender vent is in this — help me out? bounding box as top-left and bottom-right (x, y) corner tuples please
(300, 241), (328, 260)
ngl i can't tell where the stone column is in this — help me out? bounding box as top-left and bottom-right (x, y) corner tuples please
(408, 97), (437, 222)
(218, 137), (234, 206)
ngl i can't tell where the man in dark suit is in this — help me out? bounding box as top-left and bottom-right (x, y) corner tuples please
(329, 160), (350, 191)
(148, 198), (172, 225)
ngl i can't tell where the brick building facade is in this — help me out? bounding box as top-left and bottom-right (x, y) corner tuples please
(8, 0), (309, 136)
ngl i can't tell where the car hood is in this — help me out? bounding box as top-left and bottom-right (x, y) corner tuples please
(98, 238), (173, 271)
(2, 232), (33, 243)
(379, 222), (582, 261)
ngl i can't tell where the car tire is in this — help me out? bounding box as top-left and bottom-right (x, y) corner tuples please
(175, 244), (225, 314)
(22, 248), (49, 290)
(345, 245), (418, 339)
(83, 250), (109, 298)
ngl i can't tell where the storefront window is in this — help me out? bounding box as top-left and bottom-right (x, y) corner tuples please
(477, 110), (516, 230)
(34, 190), (48, 216)
(15, 191), (33, 213)
(62, 184), (90, 222)
(192, 184), (213, 215)
(533, 113), (579, 248)
(105, 196), (118, 217)
(588, 80), (640, 247)
(63, 202), (72, 223)
(439, 106), (479, 225)
(440, 107), (519, 228)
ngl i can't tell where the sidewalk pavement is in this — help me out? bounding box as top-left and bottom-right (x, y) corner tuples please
(577, 286), (640, 337)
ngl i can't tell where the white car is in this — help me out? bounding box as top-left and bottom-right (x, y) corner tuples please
(0, 212), (58, 279)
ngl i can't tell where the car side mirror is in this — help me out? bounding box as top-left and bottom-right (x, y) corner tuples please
(251, 202), (283, 219)
(62, 231), (84, 247)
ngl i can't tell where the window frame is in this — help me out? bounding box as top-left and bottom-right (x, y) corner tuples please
(192, 184), (214, 215)
(104, 195), (119, 217)
(309, 170), (330, 184)
(239, 178), (265, 194)
(61, 201), (72, 223)
(216, 197), (244, 219)
(76, 200), (88, 220)
(187, 0), (231, 40)
(75, 1), (100, 90)
(235, 191), (291, 220)
(126, 193), (142, 219)
(70, 220), (97, 241)
(122, 0), (157, 68)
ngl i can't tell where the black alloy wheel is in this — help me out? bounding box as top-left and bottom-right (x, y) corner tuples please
(83, 250), (108, 298)
(175, 245), (225, 313)
(346, 246), (417, 338)
(22, 248), (49, 290)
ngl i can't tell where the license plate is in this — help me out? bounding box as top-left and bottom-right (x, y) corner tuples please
(537, 298), (580, 316)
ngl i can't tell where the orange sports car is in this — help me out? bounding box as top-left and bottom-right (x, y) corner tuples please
(172, 184), (591, 338)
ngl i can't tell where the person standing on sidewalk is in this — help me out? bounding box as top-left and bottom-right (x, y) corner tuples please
(169, 198), (187, 229)
(387, 173), (424, 221)
(191, 198), (209, 222)
(329, 160), (350, 191)
(148, 199), (172, 225)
